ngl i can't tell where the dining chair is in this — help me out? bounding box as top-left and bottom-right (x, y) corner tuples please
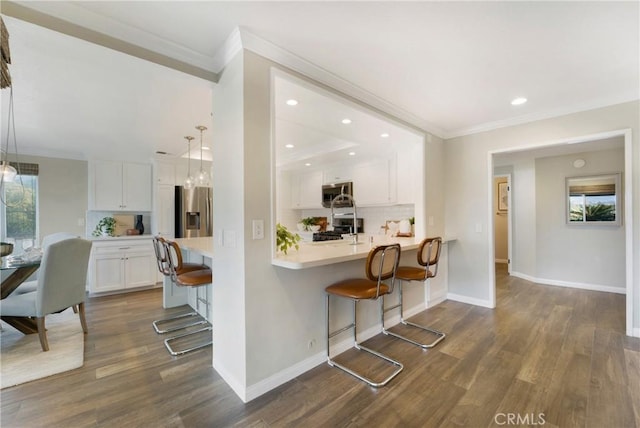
(325, 243), (403, 387)
(13, 232), (80, 295)
(0, 238), (92, 351)
(383, 237), (446, 348)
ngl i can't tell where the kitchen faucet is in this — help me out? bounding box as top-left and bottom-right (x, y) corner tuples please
(330, 192), (358, 245)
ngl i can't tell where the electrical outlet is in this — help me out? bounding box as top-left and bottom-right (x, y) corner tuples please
(307, 339), (316, 349)
(252, 220), (264, 240)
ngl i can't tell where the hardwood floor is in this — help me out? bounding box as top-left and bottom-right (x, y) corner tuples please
(1, 265), (638, 427)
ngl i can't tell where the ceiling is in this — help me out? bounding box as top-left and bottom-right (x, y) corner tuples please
(0, 1), (638, 163)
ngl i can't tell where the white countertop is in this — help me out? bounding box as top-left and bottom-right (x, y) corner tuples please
(272, 235), (423, 270)
(88, 235), (153, 242)
(173, 237), (214, 258)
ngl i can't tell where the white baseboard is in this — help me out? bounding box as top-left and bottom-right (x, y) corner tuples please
(632, 327), (640, 338)
(510, 271), (626, 295)
(241, 309), (412, 402)
(446, 293), (494, 308)
(212, 360), (249, 403)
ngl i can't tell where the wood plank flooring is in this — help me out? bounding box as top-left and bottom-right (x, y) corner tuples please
(1, 265), (638, 427)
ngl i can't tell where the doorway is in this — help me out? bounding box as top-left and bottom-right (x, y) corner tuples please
(488, 129), (633, 336)
(493, 175), (511, 274)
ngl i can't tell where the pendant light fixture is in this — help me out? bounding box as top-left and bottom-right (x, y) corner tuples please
(195, 125), (209, 186)
(183, 135), (195, 189)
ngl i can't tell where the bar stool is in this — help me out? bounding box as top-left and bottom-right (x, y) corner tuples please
(160, 240), (213, 356)
(383, 237), (446, 348)
(325, 243), (403, 387)
(151, 236), (209, 334)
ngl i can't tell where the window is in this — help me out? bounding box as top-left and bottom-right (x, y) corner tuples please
(566, 173), (621, 226)
(1, 162), (39, 254)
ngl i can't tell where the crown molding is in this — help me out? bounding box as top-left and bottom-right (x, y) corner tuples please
(211, 27), (243, 73)
(235, 27), (445, 139)
(3, 1), (218, 82)
(443, 95), (640, 140)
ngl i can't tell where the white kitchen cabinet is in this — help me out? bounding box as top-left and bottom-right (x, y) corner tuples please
(291, 170), (323, 209)
(323, 164), (352, 184)
(89, 161), (152, 211)
(156, 185), (175, 237)
(351, 158), (397, 206)
(89, 238), (157, 294)
(155, 161), (176, 185)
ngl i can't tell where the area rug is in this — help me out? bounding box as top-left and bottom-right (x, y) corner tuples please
(0, 308), (84, 388)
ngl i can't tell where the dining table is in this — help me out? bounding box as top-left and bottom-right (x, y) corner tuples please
(1, 256), (42, 333)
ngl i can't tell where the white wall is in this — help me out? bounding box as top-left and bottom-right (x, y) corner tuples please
(535, 148), (625, 290)
(211, 50), (437, 401)
(444, 101), (639, 333)
(16, 154), (88, 242)
(211, 51), (248, 393)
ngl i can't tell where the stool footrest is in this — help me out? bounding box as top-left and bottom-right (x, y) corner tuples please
(327, 343), (403, 388)
(164, 326), (213, 356)
(152, 312), (206, 334)
(383, 320), (446, 349)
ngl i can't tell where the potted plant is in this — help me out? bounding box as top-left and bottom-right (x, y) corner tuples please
(92, 217), (116, 237)
(299, 217), (319, 231)
(276, 223), (301, 254)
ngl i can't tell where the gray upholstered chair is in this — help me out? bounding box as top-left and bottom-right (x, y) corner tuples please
(14, 232), (80, 295)
(0, 238), (92, 351)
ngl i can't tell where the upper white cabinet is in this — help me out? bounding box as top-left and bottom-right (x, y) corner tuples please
(90, 161), (152, 211)
(155, 161), (176, 185)
(323, 165), (352, 184)
(291, 170), (323, 209)
(352, 157), (397, 206)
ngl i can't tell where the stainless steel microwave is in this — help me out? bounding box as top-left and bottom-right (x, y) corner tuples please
(322, 182), (353, 208)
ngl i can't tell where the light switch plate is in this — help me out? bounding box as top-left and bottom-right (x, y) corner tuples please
(252, 220), (264, 240)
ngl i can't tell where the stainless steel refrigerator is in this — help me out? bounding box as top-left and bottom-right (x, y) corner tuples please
(175, 186), (213, 238)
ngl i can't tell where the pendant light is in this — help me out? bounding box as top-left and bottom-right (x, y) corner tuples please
(195, 125), (209, 186)
(183, 136), (195, 189)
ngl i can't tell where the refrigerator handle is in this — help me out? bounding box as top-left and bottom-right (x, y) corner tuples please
(206, 193), (212, 236)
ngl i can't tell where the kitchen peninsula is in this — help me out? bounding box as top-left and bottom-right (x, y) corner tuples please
(272, 235), (422, 269)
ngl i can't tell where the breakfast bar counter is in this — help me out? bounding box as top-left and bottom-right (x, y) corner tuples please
(272, 235), (423, 270)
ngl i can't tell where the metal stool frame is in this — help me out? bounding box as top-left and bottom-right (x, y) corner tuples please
(382, 237), (446, 349)
(151, 236), (205, 334)
(326, 244), (404, 387)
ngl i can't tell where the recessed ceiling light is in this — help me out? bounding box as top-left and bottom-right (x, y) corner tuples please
(286, 99), (298, 106)
(348, 151), (356, 156)
(285, 144), (294, 149)
(341, 118), (352, 124)
(305, 163), (311, 167)
(380, 133), (390, 138)
(511, 97), (527, 106)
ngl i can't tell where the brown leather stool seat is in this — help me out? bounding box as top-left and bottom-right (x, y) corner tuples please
(173, 267), (213, 287)
(382, 237), (446, 349)
(325, 244), (403, 387)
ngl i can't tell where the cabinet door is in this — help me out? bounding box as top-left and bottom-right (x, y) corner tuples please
(91, 161), (124, 210)
(352, 159), (394, 206)
(291, 170), (323, 209)
(92, 253), (125, 292)
(157, 185), (175, 237)
(123, 163), (152, 211)
(124, 252), (157, 288)
(155, 162), (175, 185)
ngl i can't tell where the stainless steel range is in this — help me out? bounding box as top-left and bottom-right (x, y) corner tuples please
(312, 231), (344, 242)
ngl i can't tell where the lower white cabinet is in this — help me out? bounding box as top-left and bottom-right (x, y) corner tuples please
(89, 238), (157, 294)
